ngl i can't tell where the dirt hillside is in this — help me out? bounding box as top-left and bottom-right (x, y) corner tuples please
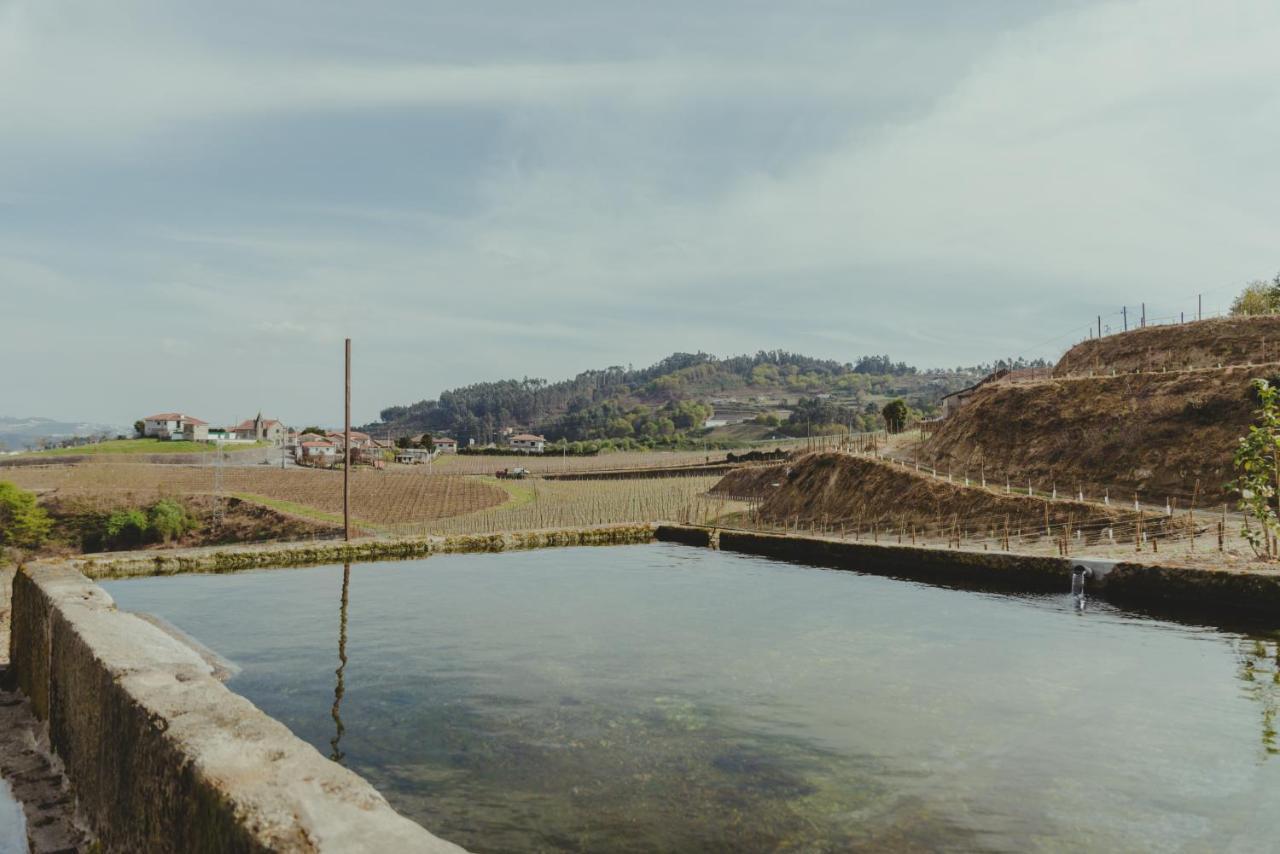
(1055, 315), (1280, 376)
(712, 453), (1180, 545)
(922, 363), (1269, 505)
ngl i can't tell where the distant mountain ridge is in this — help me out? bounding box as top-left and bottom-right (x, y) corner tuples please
(0, 416), (123, 450)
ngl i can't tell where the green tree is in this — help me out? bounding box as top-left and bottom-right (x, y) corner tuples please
(395, 436), (413, 449)
(1232, 378), (1280, 558)
(133, 420), (146, 437)
(1231, 275), (1280, 316)
(882, 399), (909, 433)
(418, 433), (435, 450)
(0, 481), (53, 555)
(300, 426), (325, 437)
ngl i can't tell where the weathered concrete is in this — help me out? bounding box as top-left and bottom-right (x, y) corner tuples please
(0, 684), (94, 852)
(77, 524), (657, 579)
(11, 562), (466, 853)
(656, 524), (1280, 615)
(0, 564), (12, 668)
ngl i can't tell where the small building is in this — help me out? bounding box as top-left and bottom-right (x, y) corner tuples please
(232, 413), (286, 444)
(142, 413), (209, 442)
(326, 430), (372, 449)
(394, 447), (434, 465)
(298, 441), (339, 465)
(432, 437), (457, 454)
(509, 433), (546, 454)
(940, 369), (1010, 418)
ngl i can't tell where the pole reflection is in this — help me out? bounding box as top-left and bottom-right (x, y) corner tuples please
(330, 561), (351, 763)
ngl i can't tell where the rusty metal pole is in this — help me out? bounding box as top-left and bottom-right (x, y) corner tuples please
(344, 337), (351, 542)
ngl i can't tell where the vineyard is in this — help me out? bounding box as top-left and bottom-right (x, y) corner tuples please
(397, 475), (737, 537)
(3, 464), (740, 538)
(426, 439), (835, 475)
(4, 465), (508, 528)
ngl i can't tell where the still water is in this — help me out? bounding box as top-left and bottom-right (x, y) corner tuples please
(104, 544), (1280, 852)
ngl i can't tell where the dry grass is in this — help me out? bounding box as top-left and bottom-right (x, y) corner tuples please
(919, 365), (1269, 505)
(1056, 315), (1280, 376)
(4, 464), (507, 526)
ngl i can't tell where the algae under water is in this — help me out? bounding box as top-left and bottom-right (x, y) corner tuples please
(104, 543), (1280, 852)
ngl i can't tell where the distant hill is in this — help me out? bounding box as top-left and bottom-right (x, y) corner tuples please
(366, 351), (1006, 448)
(0, 416), (123, 451)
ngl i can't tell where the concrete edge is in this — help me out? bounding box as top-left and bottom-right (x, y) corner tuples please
(74, 524), (658, 579)
(655, 525), (1280, 614)
(10, 560), (467, 853)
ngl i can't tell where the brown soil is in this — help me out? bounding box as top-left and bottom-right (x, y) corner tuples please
(5, 465), (508, 526)
(39, 493), (342, 553)
(1055, 315), (1280, 376)
(712, 453), (1183, 545)
(920, 365), (1267, 504)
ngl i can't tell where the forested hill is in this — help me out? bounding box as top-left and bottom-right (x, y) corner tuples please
(366, 351), (1024, 448)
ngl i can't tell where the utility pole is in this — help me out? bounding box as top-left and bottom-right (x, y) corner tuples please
(1097, 315), (1102, 339)
(1122, 306), (1127, 331)
(1141, 302), (1146, 328)
(344, 337), (351, 542)
(1198, 294), (1202, 321)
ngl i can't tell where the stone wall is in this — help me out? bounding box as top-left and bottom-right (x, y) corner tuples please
(10, 562), (465, 853)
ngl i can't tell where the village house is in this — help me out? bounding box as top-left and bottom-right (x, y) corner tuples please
(297, 441), (339, 466)
(326, 430), (372, 449)
(509, 433), (546, 454)
(232, 413), (286, 444)
(141, 413), (209, 442)
(432, 437), (458, 453)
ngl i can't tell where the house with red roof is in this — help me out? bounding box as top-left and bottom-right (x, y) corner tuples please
(232, 413), (286, 444)
(141, 413), (209, 442)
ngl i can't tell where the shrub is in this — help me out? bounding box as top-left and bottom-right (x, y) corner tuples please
(105, 509), (150, 548)
(0, 481), (53, 555)
(148, 498), (196, 543)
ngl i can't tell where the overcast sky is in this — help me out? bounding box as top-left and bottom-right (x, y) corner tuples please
(2, 0), (1278, 427)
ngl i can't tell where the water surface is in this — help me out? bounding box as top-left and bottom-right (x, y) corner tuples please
(104, 544), (1280, 852)
(0, 778), (26, 854)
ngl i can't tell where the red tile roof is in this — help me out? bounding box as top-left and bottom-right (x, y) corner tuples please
(144, 413), (207, 425)
(510, 434), (545, 442)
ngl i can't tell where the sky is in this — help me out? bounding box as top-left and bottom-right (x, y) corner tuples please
(2, 0), (1278, 427)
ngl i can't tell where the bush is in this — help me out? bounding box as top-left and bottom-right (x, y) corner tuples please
(0, 481), (53, 555)
(105, 509), (150, 549)
(148, 499), (196, 543)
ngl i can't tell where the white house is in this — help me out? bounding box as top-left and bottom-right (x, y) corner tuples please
(142, 413), (209, 442)
(509, 433), (546, 454)
(298, 441), (339, 465)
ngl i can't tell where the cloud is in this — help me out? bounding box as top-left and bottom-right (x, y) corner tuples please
(4, 0), (1280, 425)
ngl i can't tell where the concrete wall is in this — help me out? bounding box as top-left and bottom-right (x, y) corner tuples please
(656, 525), (1280, 615)
(10, 562), (465, 853)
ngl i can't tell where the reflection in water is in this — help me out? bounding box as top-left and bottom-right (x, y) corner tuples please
(101, 546), (1280, 853)
(1236, 638), (1280, 757)
(330, 562), (351, 763)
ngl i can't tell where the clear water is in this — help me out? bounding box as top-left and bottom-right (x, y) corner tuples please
(103, 544), (1280, 853)
(0, 778), (26, 854)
